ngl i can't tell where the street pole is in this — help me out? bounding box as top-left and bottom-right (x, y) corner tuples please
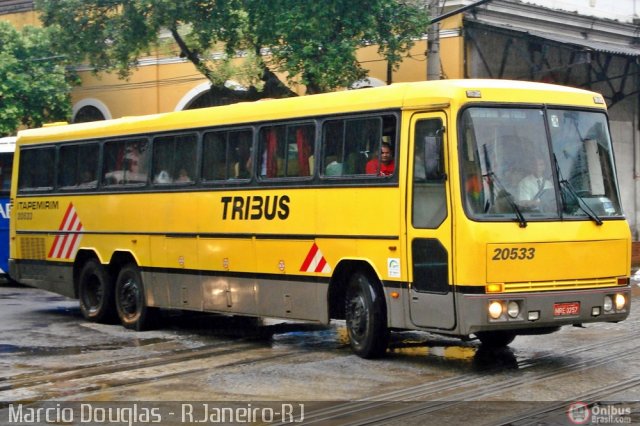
(426, 0), (494, 80)
(427, 0), (441, 80)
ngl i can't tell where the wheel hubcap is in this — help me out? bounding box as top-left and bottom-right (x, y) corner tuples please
(84, 275), (102, 314)
(347, 294), (368, 340)
(120, 278), (139, 317)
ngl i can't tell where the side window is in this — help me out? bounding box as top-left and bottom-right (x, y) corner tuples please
(412, 118), (447, 229)
(364, 116), (397, 176)
(152, 133), (197, 185)
(258, 123), (315, 179)
(103, 139), (149, 186)
(321, 115), (396, 177)
(58, 143), (99, 189)
(18, 147), (55, 191)
(202, 129), (253, 181)
(322, 121), (344, 176)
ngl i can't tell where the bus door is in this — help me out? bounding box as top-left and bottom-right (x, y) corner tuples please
(407, 112), (455, 330)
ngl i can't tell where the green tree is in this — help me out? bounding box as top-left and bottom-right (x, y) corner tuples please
(248, 0), (429, 94)
(36, 0), (428, 98)
(0, 22), (76, 135)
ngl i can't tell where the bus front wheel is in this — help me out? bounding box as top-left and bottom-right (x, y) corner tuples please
(345, 271), (389, 358)
(476, 330), (516, 347)
(78, 259), (115, 323)
(115, 263), (156, 331)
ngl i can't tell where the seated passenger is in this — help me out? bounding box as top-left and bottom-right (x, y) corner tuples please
(154, 170), (172, 184)
(366, 142), (395, 176)
(324, 154), (342, 176)
(175, 168), (192, 183)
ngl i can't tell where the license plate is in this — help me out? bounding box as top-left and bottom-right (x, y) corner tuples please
(554, 302), (580, 316)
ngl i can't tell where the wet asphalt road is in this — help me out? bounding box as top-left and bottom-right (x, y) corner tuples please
(0, 280), (639, 425)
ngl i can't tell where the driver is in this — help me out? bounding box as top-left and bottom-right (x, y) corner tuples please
(518, 157), (551, 207)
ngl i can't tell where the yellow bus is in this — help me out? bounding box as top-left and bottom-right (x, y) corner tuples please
(10, 79), (631, 358)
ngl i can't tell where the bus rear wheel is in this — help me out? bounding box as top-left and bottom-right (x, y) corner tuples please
(476, 330), (517, 347)
(345, 271), (389, 358)
(78, 259), (115, 323)
(115, 263), (156, 331)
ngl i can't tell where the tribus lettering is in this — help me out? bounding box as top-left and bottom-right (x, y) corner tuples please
(221, 195), (290, 220)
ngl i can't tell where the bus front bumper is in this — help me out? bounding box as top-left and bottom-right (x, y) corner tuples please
(457, 286), (631, 336)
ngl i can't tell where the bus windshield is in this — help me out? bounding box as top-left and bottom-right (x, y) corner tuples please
(459, 107), (622, 223)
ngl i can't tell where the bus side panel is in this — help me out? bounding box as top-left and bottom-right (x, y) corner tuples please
(199, 238), (256, 314)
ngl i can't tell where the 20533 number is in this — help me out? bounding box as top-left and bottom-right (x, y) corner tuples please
(492, 247), (535, 261)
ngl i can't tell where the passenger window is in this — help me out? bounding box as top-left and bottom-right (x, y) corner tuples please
(259, 123), (314, 179)
(152, 134), (197, 185)
(322, 121), (345, 176)
(203, 129), (253, 181)
(58, 144), (98, 189)
(103, 139), (149, 186)
(18, 147), (55, 191)
(229, 130), (253, 179)
(321, 115), (396, 177)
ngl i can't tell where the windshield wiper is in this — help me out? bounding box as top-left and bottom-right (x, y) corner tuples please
(482, 144), (526, 228)
(558, 178), (603, 226)
(552, 154), (602, 225)
(483, 171), (527, 228)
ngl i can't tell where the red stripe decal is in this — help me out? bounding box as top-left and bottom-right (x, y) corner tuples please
(300, 243), (319, 272)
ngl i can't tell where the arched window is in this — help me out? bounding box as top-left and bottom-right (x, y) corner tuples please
(73, 105), (106, 123)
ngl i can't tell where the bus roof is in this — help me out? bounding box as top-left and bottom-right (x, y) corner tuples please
(16, 79), (606, 145)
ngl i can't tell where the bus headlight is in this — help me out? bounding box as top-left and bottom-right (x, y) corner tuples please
(603, 296), (613, 312)
(488, 301), (503, 319)
(507, 301), (520, 318)
(615, 294), (626, 311)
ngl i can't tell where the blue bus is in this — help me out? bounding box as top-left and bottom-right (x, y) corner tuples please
(0, 136), (15, 280)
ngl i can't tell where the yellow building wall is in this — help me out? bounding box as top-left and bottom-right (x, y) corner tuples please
(73, 61), (207, 117)
(0, 10), (39, 28)
(1, 8), (464, 120)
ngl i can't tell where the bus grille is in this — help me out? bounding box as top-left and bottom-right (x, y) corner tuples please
(504, 277), (619, 293)
(19, 237), (46, 260)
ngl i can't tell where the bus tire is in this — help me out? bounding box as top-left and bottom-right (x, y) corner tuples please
(115, 263), (156, 331)
(476, 330), (516, 347)
(78, 259), (116, 323)
(345, 270), (389, 358)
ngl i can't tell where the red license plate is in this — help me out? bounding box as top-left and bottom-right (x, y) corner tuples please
(554, 302), (580, 316)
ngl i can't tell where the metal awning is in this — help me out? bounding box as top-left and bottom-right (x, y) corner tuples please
(468, 20), (640, 57)
(525, 29), (640, 57)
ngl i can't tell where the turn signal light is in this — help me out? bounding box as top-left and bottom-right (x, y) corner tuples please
(486, 283), (504, 293)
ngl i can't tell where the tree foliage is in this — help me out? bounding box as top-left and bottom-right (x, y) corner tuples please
(36, 0), (429, 97)
(0, 22), (76, 135)
(248, 0), (429, 94)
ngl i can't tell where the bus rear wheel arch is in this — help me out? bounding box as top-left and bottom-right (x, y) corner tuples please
(344, 269), (390, 358)
(115, 263), (157, 331)
(77, 258), (116, 323)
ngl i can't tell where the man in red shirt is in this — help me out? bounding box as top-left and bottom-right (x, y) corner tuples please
(366, 142), (395, 176)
